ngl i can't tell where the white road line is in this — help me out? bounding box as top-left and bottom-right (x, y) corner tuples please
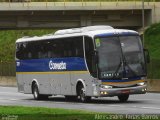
(141, 107), (160, 110)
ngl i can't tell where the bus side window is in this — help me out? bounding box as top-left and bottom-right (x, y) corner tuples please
(16, 43), (22, 60)
(73, 37), (84, 58)
(16, 43), (27, 60)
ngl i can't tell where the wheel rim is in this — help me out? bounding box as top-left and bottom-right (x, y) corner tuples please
(34, 87), (38, 98)
(80, 88), (85, 101)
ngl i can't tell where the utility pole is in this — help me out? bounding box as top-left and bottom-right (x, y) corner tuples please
(142, 0), (145, 46)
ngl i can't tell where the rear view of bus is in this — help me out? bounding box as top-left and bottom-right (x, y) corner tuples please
(15, 25), (149, 102)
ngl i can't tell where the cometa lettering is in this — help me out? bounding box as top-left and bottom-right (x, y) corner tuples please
(49, 60), (66, 70)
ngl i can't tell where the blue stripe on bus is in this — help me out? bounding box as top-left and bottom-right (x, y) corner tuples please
(95, 33), (115, 37)
(101, 77), (141, 82)
(16, 57), (87, 72)
(95, 32), (138, 38)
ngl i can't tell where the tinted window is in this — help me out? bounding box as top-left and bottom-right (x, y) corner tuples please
(16, 36), (84, 60)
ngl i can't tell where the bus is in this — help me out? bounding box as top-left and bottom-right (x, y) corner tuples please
(16, 25), (149, 102)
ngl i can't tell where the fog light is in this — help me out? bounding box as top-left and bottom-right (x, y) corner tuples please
(101, 85), (112, 89)
(104, 92), (108, 95)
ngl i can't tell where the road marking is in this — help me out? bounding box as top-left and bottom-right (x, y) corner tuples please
(141, 106), (160, 110)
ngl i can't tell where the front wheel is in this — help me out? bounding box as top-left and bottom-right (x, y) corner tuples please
(118, 94), (129, 102)
(79, 87), (91, 103)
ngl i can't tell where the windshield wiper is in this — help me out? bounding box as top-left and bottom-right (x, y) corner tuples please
(112, 57), (123, 79)
(123, 56), (138, 77)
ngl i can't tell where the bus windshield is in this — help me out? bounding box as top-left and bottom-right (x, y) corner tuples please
(95, 35), (146, 79)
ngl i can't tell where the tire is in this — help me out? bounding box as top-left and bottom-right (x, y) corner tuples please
(32, 83), (48, 100)
(79, 86), (91, 103)
(118, 94), (129, 102)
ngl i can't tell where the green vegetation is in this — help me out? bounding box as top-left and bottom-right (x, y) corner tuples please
(0, 106), (159, 120)
(0, 105), (96, 120)
(145, 23), (160, 59)
(144, 23), (160, 79)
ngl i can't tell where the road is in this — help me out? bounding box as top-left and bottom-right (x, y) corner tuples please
(0, 87), (160, 114)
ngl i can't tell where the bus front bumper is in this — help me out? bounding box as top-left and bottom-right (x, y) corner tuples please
(99, 85), (147, 97)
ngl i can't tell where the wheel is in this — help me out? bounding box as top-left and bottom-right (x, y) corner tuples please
(33, 83), (40, 100)
(32, 83), (48, 100)
(65, 96), (77, 101)
(79, 86), (91, 103)
(118, 94), (129, 102)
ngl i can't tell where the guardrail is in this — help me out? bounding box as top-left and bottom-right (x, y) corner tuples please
(0, 61), (15, 76)
(0, 0), (158, 2)
(0, 0), (157, 8)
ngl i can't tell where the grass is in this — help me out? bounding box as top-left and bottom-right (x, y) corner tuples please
(0, 105), (159, 120)
(0, 106), (96, 120)
(0, 106), (160, 120)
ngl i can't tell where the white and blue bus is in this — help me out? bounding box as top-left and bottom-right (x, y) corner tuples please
(16, 25), (149, 102)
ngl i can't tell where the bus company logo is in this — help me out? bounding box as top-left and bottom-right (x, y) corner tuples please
(16, 62), (20, 67)
(49, 60), (66, 70)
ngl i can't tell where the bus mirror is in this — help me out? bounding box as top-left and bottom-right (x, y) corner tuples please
(144, 49), (150, 63)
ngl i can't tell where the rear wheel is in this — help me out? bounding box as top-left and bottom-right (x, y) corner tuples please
(118, 94), (129, 102)
(32, 83), (48, 100)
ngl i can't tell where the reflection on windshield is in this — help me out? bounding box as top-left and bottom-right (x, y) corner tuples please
(120, 36), (146, 78)
(95, 35), (146, 79)
(96, 37), (123, 79)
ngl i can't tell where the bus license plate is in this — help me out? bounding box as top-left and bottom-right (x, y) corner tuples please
(121, 90), (130, 94)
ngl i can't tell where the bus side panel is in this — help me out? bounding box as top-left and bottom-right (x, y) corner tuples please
(31, 74), (51, 95)
(16, 74), (24, 93)
(49, 73), (72, 95)
(49, 74), (61, 95)
(23, 74), (32, 94)
(60, 73), (72, 95)
(21, 73), (51, 95)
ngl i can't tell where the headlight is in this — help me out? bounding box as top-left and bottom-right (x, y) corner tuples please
(101, 85), (112, 89)
(137, 82), (145, 86)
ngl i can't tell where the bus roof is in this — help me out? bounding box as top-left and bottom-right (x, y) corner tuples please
(16, 25), (139, 43)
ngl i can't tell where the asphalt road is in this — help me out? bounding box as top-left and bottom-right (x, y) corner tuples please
(0, 87), (160, 114)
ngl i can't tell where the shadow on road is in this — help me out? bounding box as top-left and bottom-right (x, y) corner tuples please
(25, 96), (144, 104)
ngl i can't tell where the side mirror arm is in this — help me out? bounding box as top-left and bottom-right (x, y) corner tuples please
(144, 48), (150, 63)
